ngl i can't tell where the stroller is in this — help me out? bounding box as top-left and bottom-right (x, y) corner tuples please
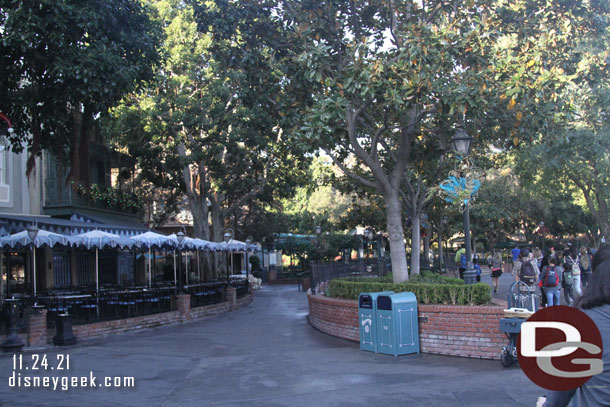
(499, 281), (538, 367)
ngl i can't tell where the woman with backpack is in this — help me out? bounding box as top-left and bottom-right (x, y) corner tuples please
(562, 250), (578, 304)
(540, 256), (562, 306)
(489, 251), (503, 293)
(564, 249), (582, 296)
(579, 246), (593, 288)
(538, 243), (610, 406)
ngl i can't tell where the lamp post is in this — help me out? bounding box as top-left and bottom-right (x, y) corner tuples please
(314, 225), (322, 261)
(451, 129), (477, 285)
(27, 224), (39, 296)
(224, 229), (233, 285)
(176, 230), (185, 293)
(538, 222), (546, 253)
(245, 236), (252, 292)
(440, 215), (448, 270)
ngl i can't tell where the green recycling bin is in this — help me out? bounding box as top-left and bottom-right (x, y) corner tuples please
(359, 291), (393, 353)
(376, 292), (420, 356)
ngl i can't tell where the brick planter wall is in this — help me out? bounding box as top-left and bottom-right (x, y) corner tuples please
(308, 293), (506, 360)
(58, 292), (252, 344)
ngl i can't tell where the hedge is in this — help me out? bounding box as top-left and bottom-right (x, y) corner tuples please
(328, 273), (491, 306)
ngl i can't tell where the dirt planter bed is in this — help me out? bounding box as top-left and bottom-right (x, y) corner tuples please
(307, 292), (507, 360)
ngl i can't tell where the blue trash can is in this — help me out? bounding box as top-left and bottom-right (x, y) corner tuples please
(376, 292), (420, 356)
(358, 291), (394, 353)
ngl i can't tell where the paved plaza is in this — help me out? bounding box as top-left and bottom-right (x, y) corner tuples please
(0, 284), (544, 406)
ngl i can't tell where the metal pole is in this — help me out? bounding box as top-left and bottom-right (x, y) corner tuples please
(95, 248), (99, 297)
(173, 251), (177, 286)
(32, 244), (37, 296)
(463, 202), (476, 284)
(148, 248), (152, 288)
(178, 246), (183, 293)
(464, 203), (472, 262)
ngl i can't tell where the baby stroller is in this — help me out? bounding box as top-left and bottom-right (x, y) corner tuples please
(499, 281), (538, 367)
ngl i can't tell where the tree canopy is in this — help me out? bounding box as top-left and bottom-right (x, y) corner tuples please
(0, 0), (161, 180)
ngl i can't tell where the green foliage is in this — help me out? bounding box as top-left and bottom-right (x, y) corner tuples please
(328, 277), (491, 306)
(72, 182), (142, 212)
(107, 0), (310, 236)
(0, 0), (161, 176)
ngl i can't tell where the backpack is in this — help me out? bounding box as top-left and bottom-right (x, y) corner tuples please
(563, 269), (574, 286)
(520, 261), (537, 285)
(568, 256), (581, 275)
(543, 266), (559, 287)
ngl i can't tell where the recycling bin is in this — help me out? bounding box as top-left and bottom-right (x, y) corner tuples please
(358, 291), (394, 353)
(376, 292), (420, 356)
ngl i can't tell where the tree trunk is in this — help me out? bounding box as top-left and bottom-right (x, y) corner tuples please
(385, 191), (409, 282)
(210, 195), (225, 279)
(410, 211), (421, 276)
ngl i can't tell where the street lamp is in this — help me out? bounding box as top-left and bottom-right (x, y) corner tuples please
(176, 230), (185, 293)
(440, 215), (449, 270)
(450, 129), (477, 285)
(245, 236), (253, 291)
(538, 222), (546, 253)
(224, 229), (233, 284)
(451, 128), (473, 156)
(27, 224), (39, 296)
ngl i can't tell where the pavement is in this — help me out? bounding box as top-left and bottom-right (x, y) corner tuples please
(0, 284), (545, 407)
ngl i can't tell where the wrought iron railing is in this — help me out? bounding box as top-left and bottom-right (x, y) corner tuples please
(185, 281), (225, 308)
(310, 260), (391, 295)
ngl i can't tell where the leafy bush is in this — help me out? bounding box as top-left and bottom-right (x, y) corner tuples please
(328, 274), (491, 306)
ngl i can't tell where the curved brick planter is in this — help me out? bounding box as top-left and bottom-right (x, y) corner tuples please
(308, 293), (507, 360)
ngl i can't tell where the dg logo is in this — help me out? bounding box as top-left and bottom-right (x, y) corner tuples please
(517, 306), (604, 391)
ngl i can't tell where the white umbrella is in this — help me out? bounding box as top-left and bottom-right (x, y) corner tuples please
(73, 230), (140, 298)
(0, 229), (76, 249)
(131, 231), (176, 287)
(166, 234), (218, 251)
(0, 229), (76, 296)
(215, 239), (253, 252)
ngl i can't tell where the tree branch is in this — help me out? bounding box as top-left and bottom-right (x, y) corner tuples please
(322, 147), (380, 191)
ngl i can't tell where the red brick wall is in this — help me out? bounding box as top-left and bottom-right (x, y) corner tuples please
(308, 293), (506, 360)
(64, 293), (252, 343)
(28, 309), (48, 347)
(308, 294), (359, 342)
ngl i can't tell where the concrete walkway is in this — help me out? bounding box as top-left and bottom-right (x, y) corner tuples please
(0, 285), (544, 406)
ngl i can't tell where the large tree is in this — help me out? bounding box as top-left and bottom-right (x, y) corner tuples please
(511, 0), (610, 242)
(0, 0), (160, 180)
(275, 0), (586, 282)
(109, 0), (308, 248)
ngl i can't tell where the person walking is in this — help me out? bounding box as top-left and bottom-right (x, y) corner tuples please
(579, 246), (593, 288)
(455, 244), (466, 280)
(513, 248), (540, 308)
(538, 243), (610, 406)
(561, 250), (576, 305)
(533, 247), (544, 269)
(539, 256), (562, 306)
(564, 249), (582, 296)
(489, 251), (503, 293)
(511, 245), (521, 265)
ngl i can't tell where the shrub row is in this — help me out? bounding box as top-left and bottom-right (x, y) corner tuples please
(329, 274), (491, 305)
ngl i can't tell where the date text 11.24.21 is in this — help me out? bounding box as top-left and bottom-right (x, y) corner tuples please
(13, 354), (70, 371)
